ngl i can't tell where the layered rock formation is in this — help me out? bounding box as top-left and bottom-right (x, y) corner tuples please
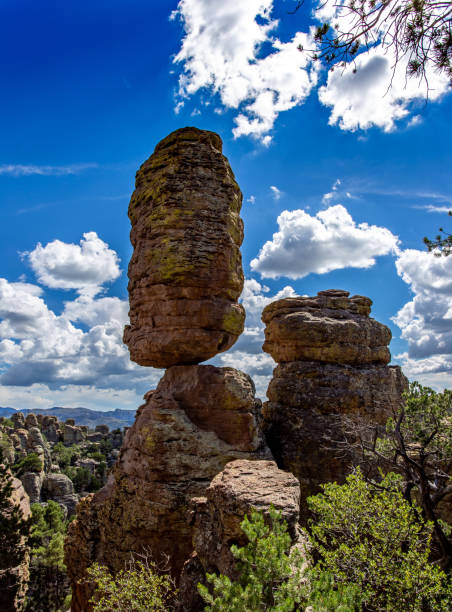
(123, 127), (245, 368)
(0, 473), (30, 612)
(65, 128), (269, 612)
(179, 459), (306, 611)
(262, 289), (408, 511)
(65, 366), (269, 611)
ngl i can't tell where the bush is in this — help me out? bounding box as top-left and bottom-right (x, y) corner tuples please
(12, 452), (43, 476)
(52, 442), (80, 468)
(307, 469), (452, 611)
(198, 506), (361, 612)
(88, 551), (175, 612)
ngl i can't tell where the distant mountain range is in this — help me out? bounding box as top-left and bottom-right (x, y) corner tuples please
(0, 406), (136, 430)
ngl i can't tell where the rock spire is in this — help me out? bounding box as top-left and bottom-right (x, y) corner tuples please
(123, 127), (245, 368)
(261, 289), (408, 514)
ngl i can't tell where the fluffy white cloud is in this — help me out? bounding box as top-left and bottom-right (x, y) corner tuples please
(172, 0), (317, 142)
(318, 46), (449, 132)
(392, 249), (452, 389)
(251, 204), (398, 279)
(0, 235), (161, 409)
(26, 232), (121, 295)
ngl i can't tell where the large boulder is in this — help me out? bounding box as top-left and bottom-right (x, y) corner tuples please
(123, 127), (245, 368)
(179, 459), (306, 611)
(65, 365), (270, 612)
(42, 474), (78, 517)
(262, 290), (408, 514)
(20, 472), (44, 504)
(262, 290), (391, 365)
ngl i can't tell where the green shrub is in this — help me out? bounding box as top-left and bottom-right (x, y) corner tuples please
(12, 452), (43, 476)
(88, 552), (175, 612)
(199, 506), (304, 612)
(198, 506), (361, 612)
(307, 469), (452, 611)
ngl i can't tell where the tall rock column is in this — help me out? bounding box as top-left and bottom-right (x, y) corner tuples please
(261, 289), (408, 513)
(65, 128), (269, 612)
(123, 126), (245, 367)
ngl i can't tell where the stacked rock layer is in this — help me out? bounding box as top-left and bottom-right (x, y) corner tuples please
(262, 289), (408, 512)
(65, 128), (271, 612)
(123, 127), (245, 368)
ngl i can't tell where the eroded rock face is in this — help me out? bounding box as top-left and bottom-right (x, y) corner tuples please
(65, 366), (270, 612)
(179, 459), (306, 611)
(123, 127), (245, 368)
(262, 290), (408, 513)
(0, 473), (31, 612)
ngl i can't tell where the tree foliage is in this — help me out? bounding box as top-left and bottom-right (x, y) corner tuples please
(307, 469), (452, 611)
(24, 501), (71, 612)
(12, 452), (43, 477)
(306, 0), (452, 83)
(198, 506), (362, 612)
(198, 506), (305, 612)
(358, 381), (452, 567)
(87, 551), (175, 612)
(424, 210), (452, 255)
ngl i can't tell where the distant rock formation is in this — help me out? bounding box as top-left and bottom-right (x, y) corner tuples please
(179, 459), (306, 611)
(0, 473), (30, 612)
(0, 412), (126, 517)
(262, 289), (408, 514)
(123, 127), (245, 368)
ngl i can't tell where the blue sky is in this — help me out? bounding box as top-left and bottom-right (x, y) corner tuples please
(0, 0), (451, 411)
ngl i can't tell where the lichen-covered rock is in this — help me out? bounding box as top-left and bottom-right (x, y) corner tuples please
(178, 459), (306, 611)
(123, 127), (245, 368)
(0, 473), (31, 612)
(65, 365), (270, 612)
(262, 289), (391, 365)
(262, 290), (408, 515)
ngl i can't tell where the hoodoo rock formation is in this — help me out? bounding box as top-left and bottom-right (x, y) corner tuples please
(64, 128), (269, 612)
(65, 128), (409, 612)
(179, 459), (306, 611)
(262, 289), (408, 512)
(123, 127), (245, 368)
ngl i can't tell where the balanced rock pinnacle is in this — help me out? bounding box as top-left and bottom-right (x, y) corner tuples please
(123, 127), (245, 368)
(262, 289), (408, 514)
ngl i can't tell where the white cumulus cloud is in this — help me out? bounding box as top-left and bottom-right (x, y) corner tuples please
(318, 47), (449, 133)
(25, 232), (121, 295)
(172, 0), (317, 142)
(251, 204), (398, 279)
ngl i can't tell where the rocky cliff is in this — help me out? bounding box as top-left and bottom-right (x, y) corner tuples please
(262, 289), (408, 513)
(0, 473), (30, 612)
